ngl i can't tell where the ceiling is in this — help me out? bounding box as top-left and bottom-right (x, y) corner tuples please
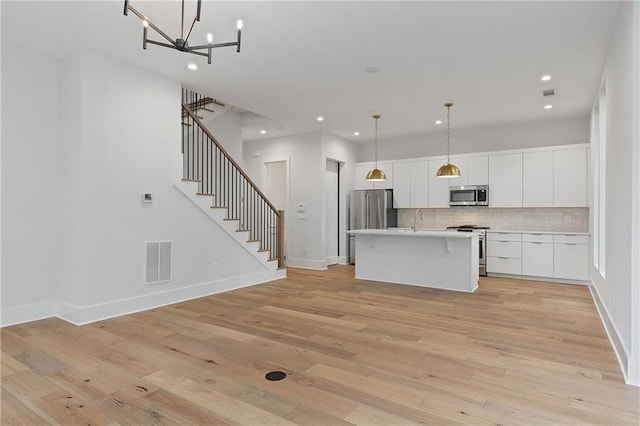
(2, 1), (621, 143)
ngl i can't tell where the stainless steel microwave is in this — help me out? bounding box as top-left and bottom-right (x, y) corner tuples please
(450, 185), (489, 207)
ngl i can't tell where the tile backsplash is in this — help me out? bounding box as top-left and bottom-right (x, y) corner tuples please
(398, 207), (589, 232)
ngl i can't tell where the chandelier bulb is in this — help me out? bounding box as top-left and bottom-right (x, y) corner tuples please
(207, 33), (213, 44)
(237, 20), (243, 30)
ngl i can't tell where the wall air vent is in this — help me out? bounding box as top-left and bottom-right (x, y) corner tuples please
(145, 241), (172, 284)
(542, 89), (556, 97)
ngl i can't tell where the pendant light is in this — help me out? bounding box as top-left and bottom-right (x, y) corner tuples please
(436, 102), (461, 178)
(366, 114), (386, 181)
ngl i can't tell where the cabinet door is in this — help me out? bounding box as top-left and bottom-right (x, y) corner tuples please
(522, 241), (554, 277)
(467, 156), (489, 185)
(428, 159), (451, 208)
(410, 161), (429, 207)
(523, 151), (553, 207)
(554, 243), (588, 280)
(392, 162), (411, 208)
(354, 163), (374, 190)
(373, 162), (394, 190)
(489, 153), (523, 207)
(554, 148), (587, 207)
(448, 157), (468, 187)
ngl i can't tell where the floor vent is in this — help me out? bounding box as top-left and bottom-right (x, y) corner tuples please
(145, 241), (172, 284)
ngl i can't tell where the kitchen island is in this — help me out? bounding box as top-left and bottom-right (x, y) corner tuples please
(348, 229), (479, 292)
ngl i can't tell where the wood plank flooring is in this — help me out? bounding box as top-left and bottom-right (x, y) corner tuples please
(2, 266), (638, 425)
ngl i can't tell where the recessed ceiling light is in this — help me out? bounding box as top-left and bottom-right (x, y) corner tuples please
(435, 120), (442, 125)
(366, 67), (378, 74)
(188, 63), (198, 70)
(544, 104), (553, 109)
(353, 131), (360, 136)
(317, 116), (324, 122)
(541, 75), (551, 81)
(260, 130), (267, 134)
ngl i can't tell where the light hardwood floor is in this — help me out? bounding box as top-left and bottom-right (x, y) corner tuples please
(2, 266), (638, 425)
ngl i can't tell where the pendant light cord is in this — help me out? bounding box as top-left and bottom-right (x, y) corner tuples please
(375, 115), (379, 168)
(444, 102), (453, 165)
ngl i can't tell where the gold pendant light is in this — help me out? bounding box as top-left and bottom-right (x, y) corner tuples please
(437, 102), (461, 178)
(366, 114), (387, 181)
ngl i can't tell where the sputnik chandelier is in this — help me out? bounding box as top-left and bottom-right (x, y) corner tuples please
(123, 0), (242, 64)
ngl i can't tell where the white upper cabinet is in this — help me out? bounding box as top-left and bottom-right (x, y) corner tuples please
(489, 153), (523, 207)
(523, 151), (554, 207)
(410, 161), (429, 207)
(554, 148), (587, 207)
(392, 162), (411, 208)
(428, 159), (451, 208)
(467, 155), (489, 185)
(448, 157), (468, 187)
(354, 162), (394, 190)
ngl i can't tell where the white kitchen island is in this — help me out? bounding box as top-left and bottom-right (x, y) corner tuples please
(348, 229), (479, 293)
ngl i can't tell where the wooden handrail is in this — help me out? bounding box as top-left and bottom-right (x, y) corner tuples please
(181, 101), (281, 216)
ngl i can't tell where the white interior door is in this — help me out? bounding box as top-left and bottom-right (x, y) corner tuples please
(326, 159), (339, 266)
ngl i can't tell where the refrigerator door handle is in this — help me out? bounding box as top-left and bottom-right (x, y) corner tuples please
(365, 194), (370, 229)
(377, 198), (383, 228)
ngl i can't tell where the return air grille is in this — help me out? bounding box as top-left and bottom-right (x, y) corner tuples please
(542, 89), (556, 97)
(145, 241), (172, 284)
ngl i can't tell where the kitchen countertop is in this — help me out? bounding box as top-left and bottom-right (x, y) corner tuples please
(487, 230), (590, 235)
(348, 229), (476, 238)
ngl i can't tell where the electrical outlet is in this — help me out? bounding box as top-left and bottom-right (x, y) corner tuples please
(516, 214), (521, 221)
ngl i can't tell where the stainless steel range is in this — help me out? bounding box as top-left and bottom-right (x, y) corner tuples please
(446, 225), (489, 276)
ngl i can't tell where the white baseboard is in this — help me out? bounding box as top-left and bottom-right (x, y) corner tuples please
(285, 257), (328, 270)
(337, 255), (350, 265)
(0, 300), (58, 328)
(486, 272), (589, 286)
(1, 269), (286, 327)
(589, 284), (629, 383)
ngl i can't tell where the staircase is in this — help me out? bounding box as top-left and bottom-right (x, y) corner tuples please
(174, 89), (284, 271)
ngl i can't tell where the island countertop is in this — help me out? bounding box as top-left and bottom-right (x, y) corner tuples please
(347, 229), (476, 238)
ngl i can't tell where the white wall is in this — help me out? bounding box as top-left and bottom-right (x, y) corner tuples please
(358, 114), (589, 162)
(589, 2), (639, 386)
(1, 45), (61, 320)
(1, 47), (272, 326)
(203, 109), (244, 168)
(243, 131), (358, 269)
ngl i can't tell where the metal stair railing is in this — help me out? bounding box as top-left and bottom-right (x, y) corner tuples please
(181, 89), (284, 267)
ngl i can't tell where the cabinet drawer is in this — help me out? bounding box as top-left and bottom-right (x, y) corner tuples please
(487, 232), (522, 242)
(553, 234), (589, 244)
(487, 257), (522, 275)
(522, 233), (554, 243)
(487, 240), (521, 258)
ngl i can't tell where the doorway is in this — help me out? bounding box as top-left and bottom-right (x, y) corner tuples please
(265, 160), (287, 262)
(325, 159), (340, 266)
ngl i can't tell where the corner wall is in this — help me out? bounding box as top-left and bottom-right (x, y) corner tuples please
(1, 47), (276, 327)
(589, 1), (640, 386)
(243, 131), (358, 269)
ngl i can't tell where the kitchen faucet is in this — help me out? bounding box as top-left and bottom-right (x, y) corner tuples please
(413, 209), (423, 232)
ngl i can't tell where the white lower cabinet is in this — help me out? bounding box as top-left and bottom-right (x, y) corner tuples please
(553, 235), (589, 281)
(487, 231), (589, 282)
(522, 234), (554, 277)
(487, 232), (522, 275)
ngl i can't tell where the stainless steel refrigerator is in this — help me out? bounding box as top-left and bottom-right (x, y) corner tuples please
(349, 189), (397, 264)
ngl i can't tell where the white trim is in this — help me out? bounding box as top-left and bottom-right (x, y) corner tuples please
(1, 270), (286, 327)
(337, 255), (350, 265)
(0, 300), (58, 328)
(486, 273), (589, 286)
(285, 257), (328, 270)
(589, 283), (629, 383)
